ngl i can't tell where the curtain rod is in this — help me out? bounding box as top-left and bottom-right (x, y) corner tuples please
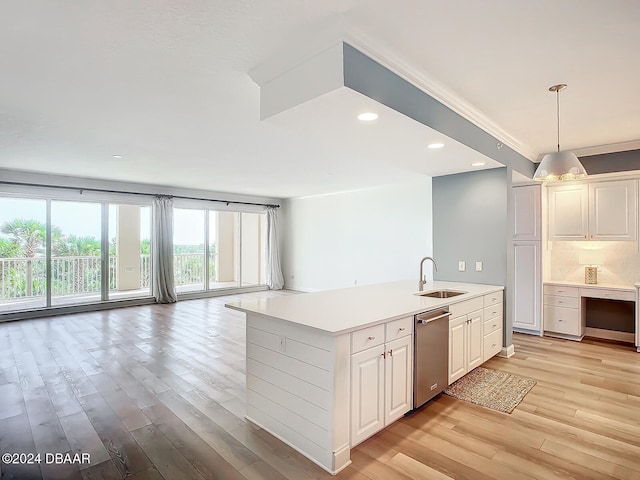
(0, 180), (280, 209)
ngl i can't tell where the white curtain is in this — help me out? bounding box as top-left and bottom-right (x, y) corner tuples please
(265, 207), (284, 290)
(152, 196), (177, 303)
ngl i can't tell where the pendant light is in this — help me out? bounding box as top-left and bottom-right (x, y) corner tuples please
(533, 84), (587, 182)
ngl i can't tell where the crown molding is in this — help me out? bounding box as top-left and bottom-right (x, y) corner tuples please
(573, 140), (640, 158)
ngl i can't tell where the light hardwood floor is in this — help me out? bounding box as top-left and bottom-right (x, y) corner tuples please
(1, 291), (640, 479)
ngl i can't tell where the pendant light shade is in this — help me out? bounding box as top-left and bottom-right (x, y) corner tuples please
(534, 150), (587, 182)
(533, 84), (587, 182)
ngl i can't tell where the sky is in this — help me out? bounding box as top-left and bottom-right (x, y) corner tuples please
(0, 199), (262, 247)
(0, 198), (152, 242)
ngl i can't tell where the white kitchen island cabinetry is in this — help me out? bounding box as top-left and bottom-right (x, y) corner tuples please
(227, 280), (504, 475)
(448, 296), (484, 384)
(548, 179), (637, 241)
(350, 317), (412, 446)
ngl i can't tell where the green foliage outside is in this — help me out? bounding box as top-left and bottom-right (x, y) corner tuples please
(0, 217), (216, 300)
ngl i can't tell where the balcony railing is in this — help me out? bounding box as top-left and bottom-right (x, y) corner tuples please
(0, 253), (220, 304)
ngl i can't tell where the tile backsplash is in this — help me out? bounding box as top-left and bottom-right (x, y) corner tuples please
(546, 241), (640, 285)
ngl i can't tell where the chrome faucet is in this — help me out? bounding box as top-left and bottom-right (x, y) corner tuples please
(419, 256), (439, 291)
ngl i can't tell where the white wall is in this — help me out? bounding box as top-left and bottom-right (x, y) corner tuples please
(280, 177), (433, 292)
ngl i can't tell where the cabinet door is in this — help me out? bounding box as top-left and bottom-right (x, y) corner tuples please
(589, 180), (637, 240)
(350, 345), (385, 445)
(467, 310), (484, 371)
(513, 185), (541, 240)
(384, 335), (412, 425)
(448, 315), (466, 384)
(548, 184), (588, 240)
(513, 242), (541, 333)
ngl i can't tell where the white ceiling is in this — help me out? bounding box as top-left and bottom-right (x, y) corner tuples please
(1, 1), (639, 198)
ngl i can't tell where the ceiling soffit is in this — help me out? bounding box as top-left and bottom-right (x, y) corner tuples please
(251, 41), (535, 179)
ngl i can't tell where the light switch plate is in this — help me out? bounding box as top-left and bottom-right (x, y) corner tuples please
(458, 261), (466, 271)
(476, 261), (483, 272)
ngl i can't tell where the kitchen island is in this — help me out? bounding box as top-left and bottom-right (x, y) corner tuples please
(226, 280), (504, 474)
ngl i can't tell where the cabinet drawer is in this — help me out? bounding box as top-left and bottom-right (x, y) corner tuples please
(543, 305), (581, 336)
(385, 316), (413, 342)
(483, 328), (502, 361)
(543, 294), (580, 309)
(449, 296), (484, 319)
(483, 303), (503, 321)
(484, 291), (503, 307)
(352, 324), (385, 353)
(543, 284), (579, 297)
(483, 314), (503, 336)
(581, 288), (636, 302)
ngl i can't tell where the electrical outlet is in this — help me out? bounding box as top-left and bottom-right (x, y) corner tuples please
(476, 261), (483, 272)
(458, 261), (466, 271)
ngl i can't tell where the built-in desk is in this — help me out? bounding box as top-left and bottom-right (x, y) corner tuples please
(544, 281), (639, 351)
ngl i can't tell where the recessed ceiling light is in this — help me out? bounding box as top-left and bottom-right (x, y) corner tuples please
(112, 155), (124, 159)
(428, 143), (445, 149)
(471, 162), (486, 167)
(357, 112), (378, 121)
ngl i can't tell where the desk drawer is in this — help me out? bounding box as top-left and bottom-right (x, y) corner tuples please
(580, 288), (636, 302)
(544, 294), (580, 309)
(544, 305), (581, 336)
(351, 324), (385, 353)
(543, 285), (579, 297)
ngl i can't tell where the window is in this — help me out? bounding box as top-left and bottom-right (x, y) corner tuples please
(173, 208), (206, 293)
(172, 206), (266, 294)
(0, 197), (47, 312)
(108, 204), (152, 300)
(0, 191), (154, 315)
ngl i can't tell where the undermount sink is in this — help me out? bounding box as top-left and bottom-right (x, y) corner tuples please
(416, 289), (467, 298)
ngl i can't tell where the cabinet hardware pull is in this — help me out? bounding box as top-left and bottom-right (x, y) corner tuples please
(492, 324), (497, 328)
(368, 336), (375, 340)
(389, 349), (393, 357)
(492, 344), (497, 348)
(558, 319), (564, 322)
(398, 327), (405, 331)
(382, 352), (386, 359)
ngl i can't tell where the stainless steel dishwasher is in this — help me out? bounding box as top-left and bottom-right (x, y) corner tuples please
(414, 308), (450, 409)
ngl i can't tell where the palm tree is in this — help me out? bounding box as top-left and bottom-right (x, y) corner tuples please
(0, 219), (49, 296)
(53, 235), (101, 294)
(1, 218), (46, 257)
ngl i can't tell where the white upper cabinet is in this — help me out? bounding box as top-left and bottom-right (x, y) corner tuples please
(513, 185), (541, 240)
(548, 184), (589, 240)
(548, 179), (637, 241)
(589, 180), (637, 240)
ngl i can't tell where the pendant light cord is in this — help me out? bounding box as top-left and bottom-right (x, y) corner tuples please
(556, 88), (561, 152)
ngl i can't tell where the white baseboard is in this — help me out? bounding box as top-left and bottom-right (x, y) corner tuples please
(498, 344), (515, 358)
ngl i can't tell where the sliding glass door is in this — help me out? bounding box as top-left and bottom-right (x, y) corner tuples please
(50, 201), (102, 306)
(173, 208), (206, 293)
(108, 204), (152, 300)
(0, 197), (47, 312)
(172, 206), (266, 294)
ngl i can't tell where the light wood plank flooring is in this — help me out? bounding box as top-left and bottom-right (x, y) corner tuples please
(1, 291), (640, 479)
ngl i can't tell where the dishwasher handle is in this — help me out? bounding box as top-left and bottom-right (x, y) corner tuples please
(416, 311), (451, 325)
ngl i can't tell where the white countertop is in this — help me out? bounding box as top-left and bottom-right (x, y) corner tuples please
(226, 280), (503, 335)
(545, 280), (637, 291)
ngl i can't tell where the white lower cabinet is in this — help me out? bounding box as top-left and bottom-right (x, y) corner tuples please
(448, 308), (484, 384)
(350, 319), (412, 446)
